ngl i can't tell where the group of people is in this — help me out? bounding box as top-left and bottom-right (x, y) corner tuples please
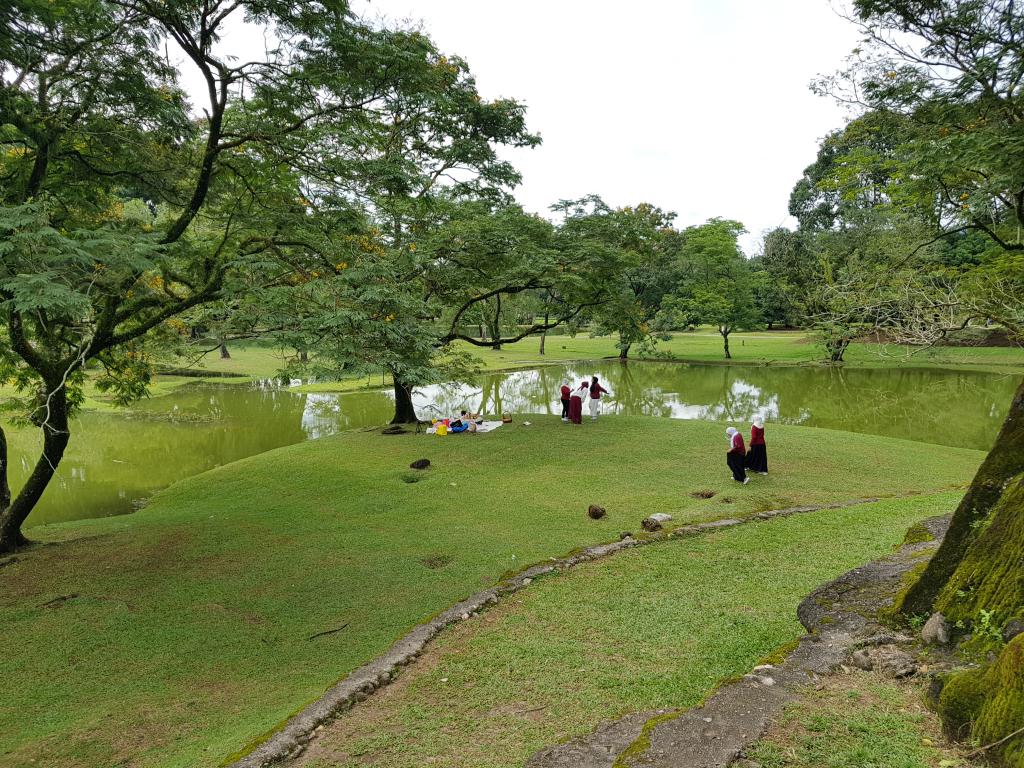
(725, 415), (768, 484)
(559, 376), (611, 424)
(548, 378), (769, 487)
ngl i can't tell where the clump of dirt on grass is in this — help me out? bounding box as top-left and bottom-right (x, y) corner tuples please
(690, 490), (717, 499)
(419, 555), (452, 570)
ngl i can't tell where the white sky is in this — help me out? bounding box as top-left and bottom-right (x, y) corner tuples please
(180, 1), (862, 253)
(351, 0), (862, 252)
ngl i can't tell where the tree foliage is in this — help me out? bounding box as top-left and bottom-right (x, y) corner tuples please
(0, 0), (539, 548)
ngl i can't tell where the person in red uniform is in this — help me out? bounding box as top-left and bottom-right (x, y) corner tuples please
(568, 379), (588, 424)
(588, 375), (611, 420)
(746, 414), (768, 474)
(559, 382), (572, 422)
(726, 427), (749, 484)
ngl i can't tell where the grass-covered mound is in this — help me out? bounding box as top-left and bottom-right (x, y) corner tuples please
(295, 493), (966, 768)
(0, 418), (983, 767)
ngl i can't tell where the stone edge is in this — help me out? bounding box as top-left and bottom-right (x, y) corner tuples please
(227, 497), (879, 768)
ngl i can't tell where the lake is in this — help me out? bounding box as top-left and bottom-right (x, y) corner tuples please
(7, 361), (1017, 527)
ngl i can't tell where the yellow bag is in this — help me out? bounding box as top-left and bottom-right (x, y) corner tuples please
(436, 423), (448, 436)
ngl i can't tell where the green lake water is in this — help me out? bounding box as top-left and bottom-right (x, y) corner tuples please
(7, 361), (1017, 527)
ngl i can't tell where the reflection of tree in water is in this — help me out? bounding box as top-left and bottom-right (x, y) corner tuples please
(18, 364), (1017, 528)
(301, 391), (393, 437)
(409, 361), (1013, 450)
(414, 367), (573, 417)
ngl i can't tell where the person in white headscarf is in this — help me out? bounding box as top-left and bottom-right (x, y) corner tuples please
(726, 427), (749, 483)
(745, 414), (768, 475)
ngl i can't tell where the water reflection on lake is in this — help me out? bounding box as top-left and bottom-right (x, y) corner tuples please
(10, 361), (1017, 527)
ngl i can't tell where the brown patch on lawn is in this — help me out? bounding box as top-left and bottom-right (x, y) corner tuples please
(0, 529), (190, 605)
(690, 489), (717, 499)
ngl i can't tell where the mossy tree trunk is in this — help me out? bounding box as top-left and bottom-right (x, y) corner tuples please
(898, 377), (1024, 617)
(935, 472), (1024, 628)
(939, 635), (1024, 767)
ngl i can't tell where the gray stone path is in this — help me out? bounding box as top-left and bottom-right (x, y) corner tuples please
(525, 515), (949, 768)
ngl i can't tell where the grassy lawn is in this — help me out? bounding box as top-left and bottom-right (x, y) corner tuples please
(0, 419), (982, 767)
(746, 673), (971, 768)
(294, 493), (965, 768)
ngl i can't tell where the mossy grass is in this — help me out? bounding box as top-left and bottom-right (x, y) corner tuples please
(0, 419), (984, 767)
(294, 493), (967, 768)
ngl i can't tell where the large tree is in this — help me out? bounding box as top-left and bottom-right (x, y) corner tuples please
(661, 218), (760, 358)
(553, 196), (679, 359)
(0, 0), (517, 551)
(820, 2), (1024, 759)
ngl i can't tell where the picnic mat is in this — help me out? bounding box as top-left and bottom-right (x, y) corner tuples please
(426, 420), (504, 434)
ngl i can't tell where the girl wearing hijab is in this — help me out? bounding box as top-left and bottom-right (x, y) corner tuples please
(588, 375), (611, 420)
(726, 427), (749, 484)
(559, 382), (572, 422)
(568, 379), (588, 424)
(746, 415), (768, 475)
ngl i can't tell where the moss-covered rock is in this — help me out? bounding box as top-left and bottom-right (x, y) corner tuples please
(938, 636), (1024, 767)
(902, 521), (936, 545)
(935, 473), (1024, 629)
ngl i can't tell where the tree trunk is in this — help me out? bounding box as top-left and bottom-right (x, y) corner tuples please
(391, 377), (418, 424)
(0, 425), (11, 519)
(618, 332), (631, 360)
(219, 341), (231, 359)
(0, 385), (71, 554)
(898, 376), (1024, 616)
(721, 327), (731, 359)
(488, 296), (502, 351)
(828, 338), (849, 362)
(539, 312), (548, 355)
(298, 349), (308, 363)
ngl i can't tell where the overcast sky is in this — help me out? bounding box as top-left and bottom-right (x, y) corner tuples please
(180, 1), (862, 253)
(347, 0), (863, 252)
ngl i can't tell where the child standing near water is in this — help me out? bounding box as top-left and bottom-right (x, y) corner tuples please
(588, 375), (610, 420)
(560, 382), (571, 422)
(746, 415), (768, 474)
(726, 427), (749, 484)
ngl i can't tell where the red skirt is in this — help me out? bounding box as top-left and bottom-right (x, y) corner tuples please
(568, 397), (583, 424)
